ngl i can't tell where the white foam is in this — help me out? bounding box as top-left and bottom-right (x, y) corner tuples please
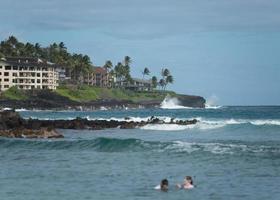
(140, 124), (195, 131)
(250, 120), (280, 126)
(169, 141), (249, 154)
(205, 105), (223, 109)
(100, 106), (108, 111)
(3, 107), (12, 111)
(160, 95), (193, 109)
(15, 108), (28, 112)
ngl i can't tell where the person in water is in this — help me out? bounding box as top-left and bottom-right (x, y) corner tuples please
(176, 176), (194, 189)
(155, 179), (169, 191)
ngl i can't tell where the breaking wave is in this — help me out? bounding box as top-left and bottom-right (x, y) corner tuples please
(140, 118), (280, 131)
(22, 114), (280, 131)
(160, 96), (192, 109)
(0, 137), (279, 155)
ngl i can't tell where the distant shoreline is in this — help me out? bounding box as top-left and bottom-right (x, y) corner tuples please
(0, 87), (206, 110)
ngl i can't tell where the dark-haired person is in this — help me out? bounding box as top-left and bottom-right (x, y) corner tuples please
(154, 179), (169, 191)
(176, 176), (194, 189)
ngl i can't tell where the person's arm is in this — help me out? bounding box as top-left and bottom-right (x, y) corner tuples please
(176, 184), (182, 189)
(154, 185), (161, 190)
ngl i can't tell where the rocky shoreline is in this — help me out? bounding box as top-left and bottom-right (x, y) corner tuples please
(0, 110), (198, 139)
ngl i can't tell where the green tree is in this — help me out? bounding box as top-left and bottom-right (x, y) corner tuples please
(124, 56), (131, 66)
(161, 68), (170, 77)
(142, 67), (150, 80)
(159, 79), (166, 90)
(160, 68), (173, 90)
(165, 75), (174, 90)
(152, 76), (158, 89)
(104, 60), (113, 72)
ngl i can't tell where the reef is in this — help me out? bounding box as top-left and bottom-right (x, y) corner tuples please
(0, 110), (198, 139)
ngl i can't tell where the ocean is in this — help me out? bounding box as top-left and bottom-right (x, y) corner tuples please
(1, 106), (280, 200)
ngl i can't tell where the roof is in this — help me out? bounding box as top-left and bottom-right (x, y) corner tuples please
(93, 66), (107, 74)
(0, 57), (59, 68)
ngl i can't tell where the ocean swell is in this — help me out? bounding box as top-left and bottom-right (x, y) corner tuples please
(0, 138), (279, 155)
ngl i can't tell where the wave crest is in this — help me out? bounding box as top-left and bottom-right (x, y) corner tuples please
(0, 138), (279, 155)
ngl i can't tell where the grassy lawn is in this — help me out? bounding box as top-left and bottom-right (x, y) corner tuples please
(55, 85), (172, 102)
(0, 86), (27, 100)
(1, 85), (174, 102)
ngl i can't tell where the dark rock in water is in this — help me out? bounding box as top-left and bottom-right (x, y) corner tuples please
(120, 121), (138, 129)
(176, 119), (198, 125)
(0, 110), (199, 139)
(176, 94), (206, 108)
(149, 117), (165, 124)
(0, 110), (24, 130)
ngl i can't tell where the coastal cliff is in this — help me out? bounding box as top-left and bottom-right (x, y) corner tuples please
(0, 86), (205, 110)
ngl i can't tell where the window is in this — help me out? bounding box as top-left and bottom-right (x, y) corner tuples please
(0, 72), (1, 75)
(37, 73), (40, 77)
(4, 79), (9, 82)
(13, 73), (17, 77)
(4, 72), (9, 76)
(4, 85), (9, 88)
(37, 79), (41, 83)
(13, 66), (18, 70)
(5, 66), (11, 70)
(0, 79), (1, 82)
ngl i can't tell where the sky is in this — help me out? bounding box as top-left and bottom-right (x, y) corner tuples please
(0, 0), (279, 105)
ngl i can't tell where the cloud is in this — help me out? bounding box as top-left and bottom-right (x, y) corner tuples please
(1, 0), (280, 40)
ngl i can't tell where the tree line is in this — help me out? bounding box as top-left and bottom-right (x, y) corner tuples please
(0, 36), (173, 90)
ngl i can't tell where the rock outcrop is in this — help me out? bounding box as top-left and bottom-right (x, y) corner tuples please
(0, 110), (64, 139)
(176, 94), (206, 108)
(0, 110), (199, 139)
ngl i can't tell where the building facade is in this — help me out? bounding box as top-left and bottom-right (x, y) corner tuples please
(0, 57), (59, 91)
(115, 78), (152, 91)
(84, 66), (111, 87)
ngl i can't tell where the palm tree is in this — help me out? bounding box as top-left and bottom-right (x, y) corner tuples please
(159, 79), (166, 90)
(24, 42), (35, 57)
(59, 42), (66, 50)
(124, 56), (131, 67)
(152, 76), (158, 89)
(142, 67), (150, 80)
(114, 62), (124, 82)
(165, 75), (174, 90)
(103, 60), (113, 72)
(162, 68), (170, 77)
(7, 36), (18, 47)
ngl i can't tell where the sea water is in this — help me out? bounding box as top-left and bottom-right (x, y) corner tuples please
(1, 106), (280, 200)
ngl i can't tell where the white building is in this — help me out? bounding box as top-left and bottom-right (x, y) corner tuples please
(0, 57), (59, 91)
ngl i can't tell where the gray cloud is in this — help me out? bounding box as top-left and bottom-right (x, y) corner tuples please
(1, 0), (280, 39)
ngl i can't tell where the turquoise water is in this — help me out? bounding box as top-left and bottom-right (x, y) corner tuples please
(1, 106), (280, 200)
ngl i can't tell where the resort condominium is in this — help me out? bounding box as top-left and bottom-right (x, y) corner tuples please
(0, 57), (59, 91)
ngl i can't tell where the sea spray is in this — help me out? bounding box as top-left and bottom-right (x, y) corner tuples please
(160, 95), (192, 109)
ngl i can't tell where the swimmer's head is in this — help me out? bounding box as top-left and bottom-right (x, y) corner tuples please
(160, 179), (169, 191)
(184, 176), (193, 185)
